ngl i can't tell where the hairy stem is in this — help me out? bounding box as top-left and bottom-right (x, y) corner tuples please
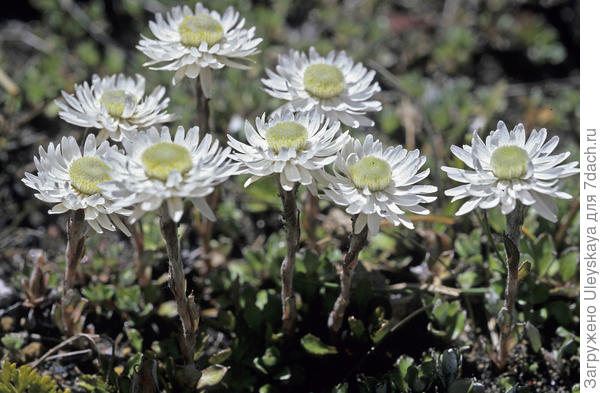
(62, 209), (85, 337)
(328, 215), (369, 333)
(195, 77), (210, 136)
(129, 221), (149, 287)
(195, 77), (217, 265)
(302, 191), (319, 251)
(277, 179), (300, 334)
(497, 203), (524, 370)
(159, 204), (199, 365)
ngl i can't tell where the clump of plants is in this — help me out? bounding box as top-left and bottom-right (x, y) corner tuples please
(2, 1), (579, 392)
(0, 362), (67, 393)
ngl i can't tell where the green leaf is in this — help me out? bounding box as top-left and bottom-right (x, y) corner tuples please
(300, 334), (338, 355)
(518, 260), (532, 281)
(432, 300), (450, 325)
(533, 234), (556, 277)
(261, 346), (280, 368)
(114, 286), (141, 312)
(126, 328), (143, 353)
(157, 301), (178, 318)
(348, 316), (365, 338)
(0, 362), (67, 393)
(209, 348), (232, 365)
(82, 284), (114, 303)
(448, 379), (474, 393)
(394, 355), (414, 393)
(196, 365), (228, 389)
(371, 233), (396, 252)
(259, 384), (275, 393)
(558, 251), (579, 282)
(78, 374), (114, 393)
(274, 366), (291, 381)
(451, 310), (467, 340)
(525, 322), (542, 353)
(332, 382), (349, 393)
(253, 357), (269, 375)
(371, 320), (390, 344)
(1, 334), (24, 351)
(439, 349), (460, 387)
(457, 271), (478, 289)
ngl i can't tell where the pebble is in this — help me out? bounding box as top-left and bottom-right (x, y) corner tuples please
(0, 278), (15, 308)
(1, 316), (14, 332)
(23, 342), (44, 361)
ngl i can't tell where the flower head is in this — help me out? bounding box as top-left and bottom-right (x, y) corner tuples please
(227, 110), (349, 194)
(324, 135), (437, 235)
(137, 3), (262, 96)
(442, 121), (579, 222)
(22, 134), (131, 235)
(102, 126), (239, 223)
(262, 47), (382, 128)
(56, 74), (173, 142)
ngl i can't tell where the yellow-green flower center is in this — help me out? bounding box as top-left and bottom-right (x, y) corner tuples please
(100, 90), (135, 117)
(69, 157), (112, 195)
(303, 64), (345, 99)
(350, 156), (392, 191)
(265, 122), (308, 153)
(141, 142), (193, 181)
(178, 14), (224, 47)
(490, 145), (531, 179)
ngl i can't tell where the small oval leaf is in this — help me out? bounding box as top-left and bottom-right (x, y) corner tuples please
(209, 348), (232, 365)
(196, 365), (228, 389)
(300, 334), (338, 355)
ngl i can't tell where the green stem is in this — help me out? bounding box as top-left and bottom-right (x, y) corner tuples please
(276, 179), (300, 334)
(328, 215), (369, 333)
(62, 209), (85, 337)
(195, 77), (210, 135)
(158, 204), (199, 365)
(496, 203), (524, 370)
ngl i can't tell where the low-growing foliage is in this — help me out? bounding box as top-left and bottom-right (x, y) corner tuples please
(0, 1), (580, 392)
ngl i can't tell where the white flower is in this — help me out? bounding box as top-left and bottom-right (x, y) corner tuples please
(56, 74), (174, 142)
(442, 121), (579, 222)
(262, 47), (382, 128)
(137, 3), (262, 97)
(227, 110), (349, 194)
(102, 126), (239, 223)
(324, 135), (437, 235)
(22, 134), (131, 235)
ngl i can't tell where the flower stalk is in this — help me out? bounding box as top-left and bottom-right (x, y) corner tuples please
(62, 209), (86, 337)
(277, 179), (300, 334)
(195, 77), (216, 267)
(159, 203), (200, 365)
(496, 202), (524, 370)
(195, 77), (210, 135)
(129, 221), (150, 287)
(302, 192), (319, 251)
(328, 215), (369, 333)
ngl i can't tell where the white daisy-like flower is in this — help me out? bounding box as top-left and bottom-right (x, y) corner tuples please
(227, 110), (349, 194)
(102, 126), (239, 223)
(262, 47), (382, 128)
(442, 121), (579, 222)
(137, 3), (262, 97)
(324, 135), (437, 235)
(22, 134), (131, 235)
(56, 74), (174, 142)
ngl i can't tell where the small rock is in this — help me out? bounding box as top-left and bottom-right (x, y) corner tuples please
(1, 316), (14, 332)
(0, 278), (14, 307)
(23, 342), (44, 361)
